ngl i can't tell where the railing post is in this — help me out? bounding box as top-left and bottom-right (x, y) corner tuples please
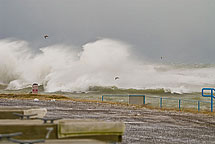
(211, 96), (213, 112)
(202, 88), (215, 112)
(198, 101), (200, 112)
(179, 99), (181, 111)
(160, 98), (162, 108)
(211, 89), (214, 112)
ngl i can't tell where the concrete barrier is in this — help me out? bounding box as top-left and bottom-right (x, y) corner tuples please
(129, 95), (145, 105)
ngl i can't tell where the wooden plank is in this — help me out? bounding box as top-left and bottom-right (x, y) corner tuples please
(0, 111), (23, 119)
(0, 107), (47, 119)
(0, 119), (123, 142)
(0, 120), (57, 139)
(1, 139), (107, 144)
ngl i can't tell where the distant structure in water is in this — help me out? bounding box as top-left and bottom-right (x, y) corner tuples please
(32, 83), (38, 94)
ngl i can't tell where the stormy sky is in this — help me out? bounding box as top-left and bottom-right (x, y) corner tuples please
(0, 0), (214, 64)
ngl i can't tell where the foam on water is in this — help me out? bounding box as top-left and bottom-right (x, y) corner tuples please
(0, 38), (215, 94)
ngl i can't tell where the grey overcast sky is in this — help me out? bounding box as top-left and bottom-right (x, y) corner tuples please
(0, 0), (214, 63)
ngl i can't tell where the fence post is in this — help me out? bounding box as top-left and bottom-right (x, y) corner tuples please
(202, 88), (214, 112)
(211, 89), (213, 112)
(198, 101), (200, 111)
(160, 98), (162, 108)
(179, 99), (181, 111)
(211, 97), (213, 112)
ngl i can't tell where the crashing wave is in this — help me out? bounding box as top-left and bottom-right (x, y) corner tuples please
(0, 38), (215, 94)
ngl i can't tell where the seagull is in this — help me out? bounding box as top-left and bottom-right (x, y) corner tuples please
(44, 35), (48, 39)
(114, 77), (119, 80)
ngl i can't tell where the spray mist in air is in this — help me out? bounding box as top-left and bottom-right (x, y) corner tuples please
(0, 38), (215, 94)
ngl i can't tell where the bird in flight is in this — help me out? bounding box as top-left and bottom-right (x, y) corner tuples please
(44, 35), (48, 39)
(114, 77), (119, 80)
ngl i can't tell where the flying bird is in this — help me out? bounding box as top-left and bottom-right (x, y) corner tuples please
(114, 77), (119, 80)
(44, 35), (48, 39)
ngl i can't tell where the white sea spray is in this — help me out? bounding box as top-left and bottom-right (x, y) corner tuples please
(0, 38), (215, 94)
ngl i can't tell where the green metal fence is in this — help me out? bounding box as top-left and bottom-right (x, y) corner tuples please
(101, 94), (213, 112)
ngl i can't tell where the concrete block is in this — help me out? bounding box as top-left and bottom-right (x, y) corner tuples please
(129, 96), (144, 105)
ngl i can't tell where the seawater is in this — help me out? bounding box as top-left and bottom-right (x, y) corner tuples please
(0, 38), (215, 96)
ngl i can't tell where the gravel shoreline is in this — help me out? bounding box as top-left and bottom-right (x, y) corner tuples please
(0, 98), (215, 144)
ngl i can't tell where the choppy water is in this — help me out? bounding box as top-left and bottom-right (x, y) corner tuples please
(0, 38), (215, 95)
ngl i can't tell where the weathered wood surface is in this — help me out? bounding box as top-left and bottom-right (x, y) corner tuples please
(0, 119), (124, 142)
(0, 139), (106, 144)
(0, 120), (57, 139)
(0, 107), (47, 119)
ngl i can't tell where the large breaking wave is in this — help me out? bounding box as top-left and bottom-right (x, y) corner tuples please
(0, 38), (215, 94)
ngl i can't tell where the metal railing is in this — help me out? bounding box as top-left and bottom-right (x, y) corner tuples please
(202, 88), (215, 112)
(102, 94), (213, 112)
